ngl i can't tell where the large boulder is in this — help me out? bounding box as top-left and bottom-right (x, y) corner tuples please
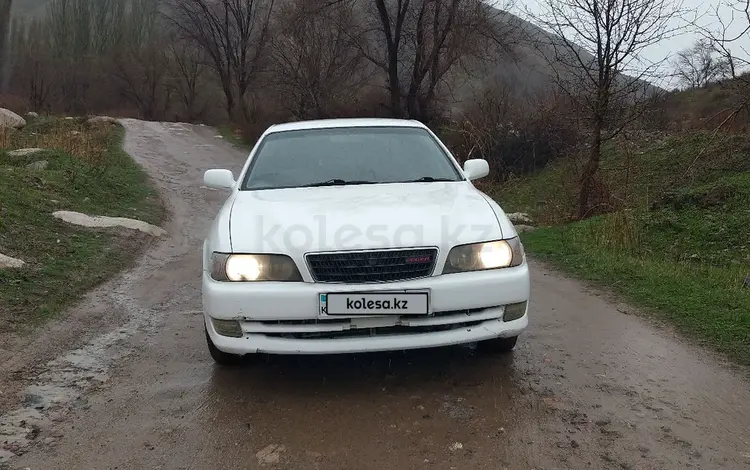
(87, 115), (118, 125)
(8, 148), (45, 157)
(506, 212), (534, 225)
(0, 253), (25, 269)
(27, 160), (49, 171)
(0, 108), (26, 129)
(53, 211), (167, 237)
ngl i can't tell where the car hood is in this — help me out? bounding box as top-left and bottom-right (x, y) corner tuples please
(228, 182), (503, 254)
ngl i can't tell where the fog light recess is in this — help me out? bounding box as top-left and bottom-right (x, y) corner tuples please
(211, 318), (243, 338)
(503, 301), (527, 322)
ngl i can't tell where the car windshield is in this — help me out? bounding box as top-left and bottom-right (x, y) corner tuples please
(241, 126), (464, 191)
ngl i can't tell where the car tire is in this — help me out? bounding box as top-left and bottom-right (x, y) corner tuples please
(477, 335), (518, 353)
(205, 328), (244, 366)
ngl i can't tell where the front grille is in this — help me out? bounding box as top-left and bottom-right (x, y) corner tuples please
(263, 321), (484, 340)
(306, 248), (438, 283)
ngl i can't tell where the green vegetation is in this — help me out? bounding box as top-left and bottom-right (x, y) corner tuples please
(494, 131), (750, 365)
(217, 124), (249, 148)
(0, 117), (164, 331)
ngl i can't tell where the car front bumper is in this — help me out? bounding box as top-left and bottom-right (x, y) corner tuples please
(203, 263), (530, 355)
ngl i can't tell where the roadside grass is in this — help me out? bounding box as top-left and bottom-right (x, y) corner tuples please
(216, 124), (249, 148)
(494, 132), (750, 365)
(0, 116), (164, 331)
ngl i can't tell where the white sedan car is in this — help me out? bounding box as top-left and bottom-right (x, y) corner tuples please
(202, 118), (530, 364)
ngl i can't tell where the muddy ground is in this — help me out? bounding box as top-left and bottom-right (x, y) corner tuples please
(1, 119), (749, 470)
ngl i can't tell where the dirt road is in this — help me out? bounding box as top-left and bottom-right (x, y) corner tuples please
(2, 120), (749, 470)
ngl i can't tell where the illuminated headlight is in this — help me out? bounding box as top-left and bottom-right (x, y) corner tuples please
(442, 238), (525, 274)
(210, 253), (303, 282)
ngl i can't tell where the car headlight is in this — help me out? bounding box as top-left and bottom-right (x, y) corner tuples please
(442, 238), (524, 274)
(210, 253), (303, 282)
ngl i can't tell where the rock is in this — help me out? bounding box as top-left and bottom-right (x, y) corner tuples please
(448, 442), (463, 451)
(507, 212), (533, 225)
(87, 116), (118, 124)
(52, 211), (167, 237)
(0, 108), (26, 129)
(0, 253), (25, 269)
(256, 444), (285, 466)
(27, 160), (49, 171)
(8, 148), (45, 157)
(515, 224), (536, 234)
(26, 111), (39, 118)
(743, 276), (749, 288)
(64, 117), (74, 120)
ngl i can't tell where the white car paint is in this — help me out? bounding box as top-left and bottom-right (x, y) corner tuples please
(201, 118), (530, 356)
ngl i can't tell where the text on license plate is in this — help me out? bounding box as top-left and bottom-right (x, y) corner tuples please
(320, 292), (429, 316)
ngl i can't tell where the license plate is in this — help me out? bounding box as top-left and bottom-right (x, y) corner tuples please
(319, 291), (430, 316)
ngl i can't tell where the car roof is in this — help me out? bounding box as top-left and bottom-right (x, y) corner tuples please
(266, 118), (428, 134)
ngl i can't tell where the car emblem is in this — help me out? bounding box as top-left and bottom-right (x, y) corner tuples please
(406, 256), (431, 264)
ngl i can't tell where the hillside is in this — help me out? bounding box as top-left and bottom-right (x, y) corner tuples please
(493, 83), (750, 364)
(9, 0), (657, 105)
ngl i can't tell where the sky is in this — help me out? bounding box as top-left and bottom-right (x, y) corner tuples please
(516, 0), (750, 88)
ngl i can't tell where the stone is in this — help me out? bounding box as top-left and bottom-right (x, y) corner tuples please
(515, 224), (536, 234)
(52, 211), (167, 237)
(0, 253), (25, 269)
(27, 160), (49, 171)
(0, 108), (26, 129)
(506, 212), (534, 225)
(448, 442), (463, 451)
(8, 148), (45, 157)
(26, 112), (39, 118)
(87, 116), (118, 125)
(256, 444), (285, 466)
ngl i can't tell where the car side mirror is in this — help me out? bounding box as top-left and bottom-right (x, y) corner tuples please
(204, 169), (236, 190)
(463, 159), (489, 181)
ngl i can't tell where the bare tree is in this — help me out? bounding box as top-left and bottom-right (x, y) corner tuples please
(270, 0), (368, 119)
(358, 0), (518, 121)
(0, 0), (12, 92)
(674, 39), (729, 88)
(531, 0), (684, 218)
(12, 19), (54, 110)
(166, 0), (275, 121)
(112, 0), (169, 119)
(165, 40), (209, 121)
(694, 0), (750, 129)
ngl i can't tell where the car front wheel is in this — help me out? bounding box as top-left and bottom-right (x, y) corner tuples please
(205, 327), (244, 366)
(477, 335), (518, 353)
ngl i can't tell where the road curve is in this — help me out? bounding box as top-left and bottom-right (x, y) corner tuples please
(2, 120), (749, 470)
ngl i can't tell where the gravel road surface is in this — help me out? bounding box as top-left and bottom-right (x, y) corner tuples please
(2, 120), (749, 470)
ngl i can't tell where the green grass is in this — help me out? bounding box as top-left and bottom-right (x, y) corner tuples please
(0, 117), (164, 330)
(495, 132), (750, 365)
(217, 124), (249, 148)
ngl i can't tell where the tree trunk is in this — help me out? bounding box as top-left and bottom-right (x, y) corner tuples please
(387, 55), (402, 118)
(0, 0), (12, 92)
(577, 119), (603, 219)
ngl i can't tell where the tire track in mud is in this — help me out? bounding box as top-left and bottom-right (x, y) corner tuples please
(1, 120), (247, 466)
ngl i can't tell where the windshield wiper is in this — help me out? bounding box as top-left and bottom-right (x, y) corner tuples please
(401, 176), (456, 183)
(300, 179), (378, 188)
